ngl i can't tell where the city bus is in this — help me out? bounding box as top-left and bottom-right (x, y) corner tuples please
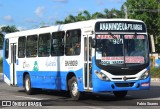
(3, 19), (150, 100)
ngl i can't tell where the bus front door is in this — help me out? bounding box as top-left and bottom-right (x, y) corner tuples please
(10, 43), (17, 86)
(84, 36), (92, 90)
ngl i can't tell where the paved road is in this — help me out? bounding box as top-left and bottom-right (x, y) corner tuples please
(0, 74), (160, 109)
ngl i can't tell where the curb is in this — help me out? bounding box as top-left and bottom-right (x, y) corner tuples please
(151, 78), (160, 82)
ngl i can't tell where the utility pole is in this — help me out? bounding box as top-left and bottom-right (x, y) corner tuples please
(123, 5), (128, 19)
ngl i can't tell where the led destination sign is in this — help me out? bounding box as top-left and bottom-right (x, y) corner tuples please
(95, 21), (146, 32)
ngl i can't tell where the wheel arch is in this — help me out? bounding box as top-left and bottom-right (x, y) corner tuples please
(66, 72), (76, 91)
(23, 72), (29, 87)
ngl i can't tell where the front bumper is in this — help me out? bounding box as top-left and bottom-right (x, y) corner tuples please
(93, 75), (150, 92)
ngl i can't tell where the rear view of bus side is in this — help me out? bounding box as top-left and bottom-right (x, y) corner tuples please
(3, 19), (150, 100)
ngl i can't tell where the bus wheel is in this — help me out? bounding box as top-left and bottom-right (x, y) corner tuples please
(68, 76), (81, 100)
(24, 74), (34, 95)
(113, 91), (127, 98)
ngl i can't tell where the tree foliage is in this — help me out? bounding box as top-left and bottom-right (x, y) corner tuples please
(125, 0), (160, 36)
(55, 8), (124, 25)
(0, 25), (19, 49)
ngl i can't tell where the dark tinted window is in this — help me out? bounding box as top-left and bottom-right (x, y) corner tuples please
(51, 31), (64, 56)
(5, 39), (9, 59)
(18, 36), (26, 58)
(65, 29), (81, 55)
(38, 33), (50, 57)
(26, 35), (38, 57)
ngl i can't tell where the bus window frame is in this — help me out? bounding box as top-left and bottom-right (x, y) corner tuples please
(51, 31), (65, 56)
(18, 36), (26, 58)
(65, 29), (81, 56)
(26, 35), (38, 58)
(38, 33), (51, 57)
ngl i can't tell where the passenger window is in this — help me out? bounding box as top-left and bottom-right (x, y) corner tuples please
(51, 31), (64, 56)
(5, 39), (9, 59)
(18, 36), (26, 58)
(65, 29), (81, 56)
(26, 35), (38, 57)
(38, 33), (50, 57)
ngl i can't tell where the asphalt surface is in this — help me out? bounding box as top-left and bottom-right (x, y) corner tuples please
(0, 74), (160, 109)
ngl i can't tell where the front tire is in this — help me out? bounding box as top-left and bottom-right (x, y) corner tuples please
(24, 74), (34, 95)
(113, 91), (127, 98)
(68, 76), (81, 100)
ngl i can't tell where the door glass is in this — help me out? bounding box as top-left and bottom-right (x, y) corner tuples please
(84, 63), (87, 87)
(89, 63), (92, 88)
(14, 45), (16, 63)
(89, 37), (92, 61)
(11, 45), (13, 63)
(84, 37), (87, 61)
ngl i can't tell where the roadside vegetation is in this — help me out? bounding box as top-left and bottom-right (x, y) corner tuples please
(0, 58), (2, 73)
(150, 67), (160, 78)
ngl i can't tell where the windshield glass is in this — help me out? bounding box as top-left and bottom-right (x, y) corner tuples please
(96, 34), (148, 66)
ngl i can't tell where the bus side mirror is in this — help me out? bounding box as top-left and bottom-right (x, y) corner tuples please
(91, 38), (96, 48)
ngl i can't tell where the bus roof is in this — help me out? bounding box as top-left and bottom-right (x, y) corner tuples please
(5, 19), (144, 38)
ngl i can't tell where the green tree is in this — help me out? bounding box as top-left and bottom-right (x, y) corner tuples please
(104, 8), (124, 18)
(0, 33), (3, 49)
(83, 10), (91, 20)
(125, 0), (160, 36)
(55, 20), (65, 25)
(0, 25), (18, 49)
(91, 12), (105, 19)
(55, 9), (125, 24)
(1, 25), (18, 33)
(76, 12), (86, 21)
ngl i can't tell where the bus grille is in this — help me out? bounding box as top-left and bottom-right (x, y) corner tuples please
(112, 77), (136, 80)
(115, 82), (135, 87)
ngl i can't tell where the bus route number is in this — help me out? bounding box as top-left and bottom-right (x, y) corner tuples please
(113, 39), (123, 44)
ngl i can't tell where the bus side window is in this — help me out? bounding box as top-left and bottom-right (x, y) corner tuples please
(26, 35), (38, 57)
(65, 29), (81, 56)
(51, 31), (64, 56)
(38, 33), (50, 57)
(5, 39), (9, 59)
(18, 36), (26, 58)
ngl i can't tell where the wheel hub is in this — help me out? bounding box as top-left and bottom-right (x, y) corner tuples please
(25, 78), (30, 91)
(71, 81), (78, 96)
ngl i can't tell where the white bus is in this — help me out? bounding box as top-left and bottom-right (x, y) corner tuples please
(3, 19), (150, 100)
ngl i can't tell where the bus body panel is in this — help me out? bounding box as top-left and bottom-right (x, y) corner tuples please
(3, 39), (11, 85)
(16, 69), (84, 91)
(3, 55), (11, 85)
(15, 55), (84, 91)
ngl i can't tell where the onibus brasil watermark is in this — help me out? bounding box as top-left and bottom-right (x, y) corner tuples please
(1, 101), (42, 107)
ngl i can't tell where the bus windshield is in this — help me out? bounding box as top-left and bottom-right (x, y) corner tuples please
(95, 34), (149, 67)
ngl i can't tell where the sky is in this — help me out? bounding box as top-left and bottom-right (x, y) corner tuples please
(0, 0), (126, 30)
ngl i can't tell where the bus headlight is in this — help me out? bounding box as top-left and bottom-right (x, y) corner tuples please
(140, 70), (150, 80)
(95, 71), (110, 81)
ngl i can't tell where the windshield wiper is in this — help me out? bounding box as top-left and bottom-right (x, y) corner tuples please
(108, 32), (117, 39)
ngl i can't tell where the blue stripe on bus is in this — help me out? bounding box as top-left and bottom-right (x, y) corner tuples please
(16, 68), (84, 91)
(3, 59), (10, 80)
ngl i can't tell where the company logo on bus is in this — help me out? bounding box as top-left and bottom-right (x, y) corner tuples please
(123, 76), (127, 81)
(23, 61), (30, 68)
(65, 60), (78, 66)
